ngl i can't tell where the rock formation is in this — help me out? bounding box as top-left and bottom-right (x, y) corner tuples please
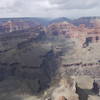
(0, 20), (39, 33)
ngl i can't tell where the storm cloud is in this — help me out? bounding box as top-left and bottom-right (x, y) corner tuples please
(0, 0), (100, 18)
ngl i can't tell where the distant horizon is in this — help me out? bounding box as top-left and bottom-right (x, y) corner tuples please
(0, 16), (100, 20)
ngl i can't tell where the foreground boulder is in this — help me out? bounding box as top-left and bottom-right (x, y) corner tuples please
(44, 75), (79, 100)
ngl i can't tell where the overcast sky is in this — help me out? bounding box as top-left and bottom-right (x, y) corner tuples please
(0, 0), (100, 18)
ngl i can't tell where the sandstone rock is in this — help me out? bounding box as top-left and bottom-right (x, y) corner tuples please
(58, 96), (67, 100)
(51, 76), (79, 100)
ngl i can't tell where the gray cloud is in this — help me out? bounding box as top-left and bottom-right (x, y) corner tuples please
(50, 0), (100, 9)
(0, 0), (100, 18)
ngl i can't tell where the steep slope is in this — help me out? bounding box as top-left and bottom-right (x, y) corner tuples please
(0, 24), (62, 96)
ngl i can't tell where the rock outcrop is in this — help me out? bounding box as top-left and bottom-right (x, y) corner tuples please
(43, 75), (79, 100)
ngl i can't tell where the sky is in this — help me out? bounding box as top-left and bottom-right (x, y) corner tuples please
(0, 0), (100, 18)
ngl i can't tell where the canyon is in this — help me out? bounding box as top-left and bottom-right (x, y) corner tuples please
(0, 17), (100, 100)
